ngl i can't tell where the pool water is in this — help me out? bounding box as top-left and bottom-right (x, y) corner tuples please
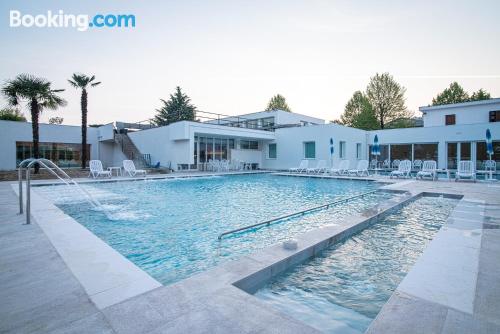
(35, 174), (392, 285)
(254, 196), (457, 334)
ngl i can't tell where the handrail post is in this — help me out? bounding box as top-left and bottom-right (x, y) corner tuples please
(26, 166), (31, 225)
(18, 166), (23, 214)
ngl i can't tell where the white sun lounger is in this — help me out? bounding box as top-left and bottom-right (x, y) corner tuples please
(455, 160), (476, 182)
(123, 160), (147, 177)
(416, 160), (437, 180)
(306, 160), (327, 174)
(289, 160), (308, 173)
(89, 160), (112, 179)
(390, 159), (412, 178)
(348, 160), (369, 177)
(330, 160), (350, 175)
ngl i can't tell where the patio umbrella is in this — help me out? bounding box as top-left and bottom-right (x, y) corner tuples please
(486, 129), (494, 180)
(330, 137), (334, 167)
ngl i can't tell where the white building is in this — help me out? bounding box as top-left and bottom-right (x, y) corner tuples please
(1, 100), (499, 172)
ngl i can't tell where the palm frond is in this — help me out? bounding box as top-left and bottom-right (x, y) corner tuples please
(91, 81), (101, 87)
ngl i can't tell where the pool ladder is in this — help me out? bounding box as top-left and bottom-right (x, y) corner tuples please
(217, 189), (379, 240)
(18, 158), (101, 224)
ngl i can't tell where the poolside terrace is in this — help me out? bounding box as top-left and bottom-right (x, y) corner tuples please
(1, 172), (500, 333)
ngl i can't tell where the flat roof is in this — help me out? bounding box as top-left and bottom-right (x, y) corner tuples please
(419, 98), (500, 112)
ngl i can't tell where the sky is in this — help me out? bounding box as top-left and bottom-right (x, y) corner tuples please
(1, 0), (500, 125)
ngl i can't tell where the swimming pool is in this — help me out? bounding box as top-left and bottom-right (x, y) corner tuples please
(35, 173), (393, 285)
(254, 196), (457, 334)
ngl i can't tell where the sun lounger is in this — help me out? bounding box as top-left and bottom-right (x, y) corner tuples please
(123, 160), (147, 177)
(416, 160), (437, 180)
(455, 160), (476, 182)
(289, 160), (309, 173)
(348, 160), (369, 177)
(89, 160), (112, 179)
(390, 160), (412, 178)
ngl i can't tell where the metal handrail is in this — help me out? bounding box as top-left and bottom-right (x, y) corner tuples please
(18, 158), (101, 224)
(217, 189), (379, 240)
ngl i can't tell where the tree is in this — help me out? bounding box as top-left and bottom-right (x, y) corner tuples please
(432, 82), (469, 106)
(49, 116), (64, 124)
(68, 73), (101, 169)
(339, 91), (379, 130)
(265, 94), (292, 112)
(154, 86), (197, 126)
(0, 107), (27, 121)
(470, 88), (491, 102)
(2, 74), (66, 173)
(366, 73), (410, 129)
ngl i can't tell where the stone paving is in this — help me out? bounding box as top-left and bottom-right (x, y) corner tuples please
(1, 173), (500, 333)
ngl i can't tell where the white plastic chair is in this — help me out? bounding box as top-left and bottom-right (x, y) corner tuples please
(123, 160), (147, 177)
(89, 160), (112, 179)
(390, 160), (412, 179)
(289, 160), (308, 173)
(416, 160), (437, 180)
(392, 159), (401, 169)
(306, 160), (327, 174)
(348, 160), (369, 177)
(413, 159), (422, 170)
(382, 159), (390, 168)
(455, 160), (476, 182)
(330, 160), (350, 175)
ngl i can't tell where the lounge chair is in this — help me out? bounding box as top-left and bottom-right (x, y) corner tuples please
(416, 160), (437, 180)
(123, 160), (147, 177)
(330, 160), (350, 175)
(455, 160), (476, 182)
(306, 160), (327, 174)
(390, 160), (412, 178)
(348, 160), (369, 177)
(89, 160), (112, 179)
(289, 160), (308, 173)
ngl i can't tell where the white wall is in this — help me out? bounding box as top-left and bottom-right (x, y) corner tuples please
(421, 99), (500, 127)
(261, 123), (367, 170)
(0, 120), (98, 170)
(128, 126), (173, 168)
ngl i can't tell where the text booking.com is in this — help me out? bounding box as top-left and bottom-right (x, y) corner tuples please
(9, 10), (136, 31)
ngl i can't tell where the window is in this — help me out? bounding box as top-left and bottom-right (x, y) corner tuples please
(261, 117), (275, 128)
(16, 141), (90, 168)
(356, 143), (362, 159)
(339, 141), (346, 159)
(268, 143), (277, 159)
(490, 110), (500, 122)
(304, 141), (316, 159)
(240, 140), (259, 150)
(390, 144), (412, 161)
(447, 143), (457, 169)
(445, 114), (456, 125)
(413, 143), (438, 161)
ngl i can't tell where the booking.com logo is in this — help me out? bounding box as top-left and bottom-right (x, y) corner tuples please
(9, 10), (136, 31)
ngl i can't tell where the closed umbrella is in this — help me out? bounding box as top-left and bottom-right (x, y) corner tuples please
(372, 135), (380, 174)
(330, 138), (334, 168)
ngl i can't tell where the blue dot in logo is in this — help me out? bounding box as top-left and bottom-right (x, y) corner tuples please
(89, 22), (93, 27)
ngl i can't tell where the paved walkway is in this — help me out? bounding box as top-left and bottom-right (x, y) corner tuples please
(0, 185), (115, 333)
(1, 175), (500, 333)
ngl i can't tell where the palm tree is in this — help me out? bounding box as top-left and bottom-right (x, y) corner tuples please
(2, 74), (66, 173)
(68, 73), (101, 169)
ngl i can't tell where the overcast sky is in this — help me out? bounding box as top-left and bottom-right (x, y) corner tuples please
(1, 0), (499, 125)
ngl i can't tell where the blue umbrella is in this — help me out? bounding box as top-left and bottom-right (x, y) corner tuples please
(486, 129), (493, 157)
(329, 138), (334, 167)
(372, 135), (380, 156)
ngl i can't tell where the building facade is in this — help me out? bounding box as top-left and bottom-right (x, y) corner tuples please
(1, 100), (499, 172)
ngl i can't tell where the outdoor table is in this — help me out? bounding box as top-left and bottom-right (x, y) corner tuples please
(108, 166), (122, 176)
(436, 169), (451, 181)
